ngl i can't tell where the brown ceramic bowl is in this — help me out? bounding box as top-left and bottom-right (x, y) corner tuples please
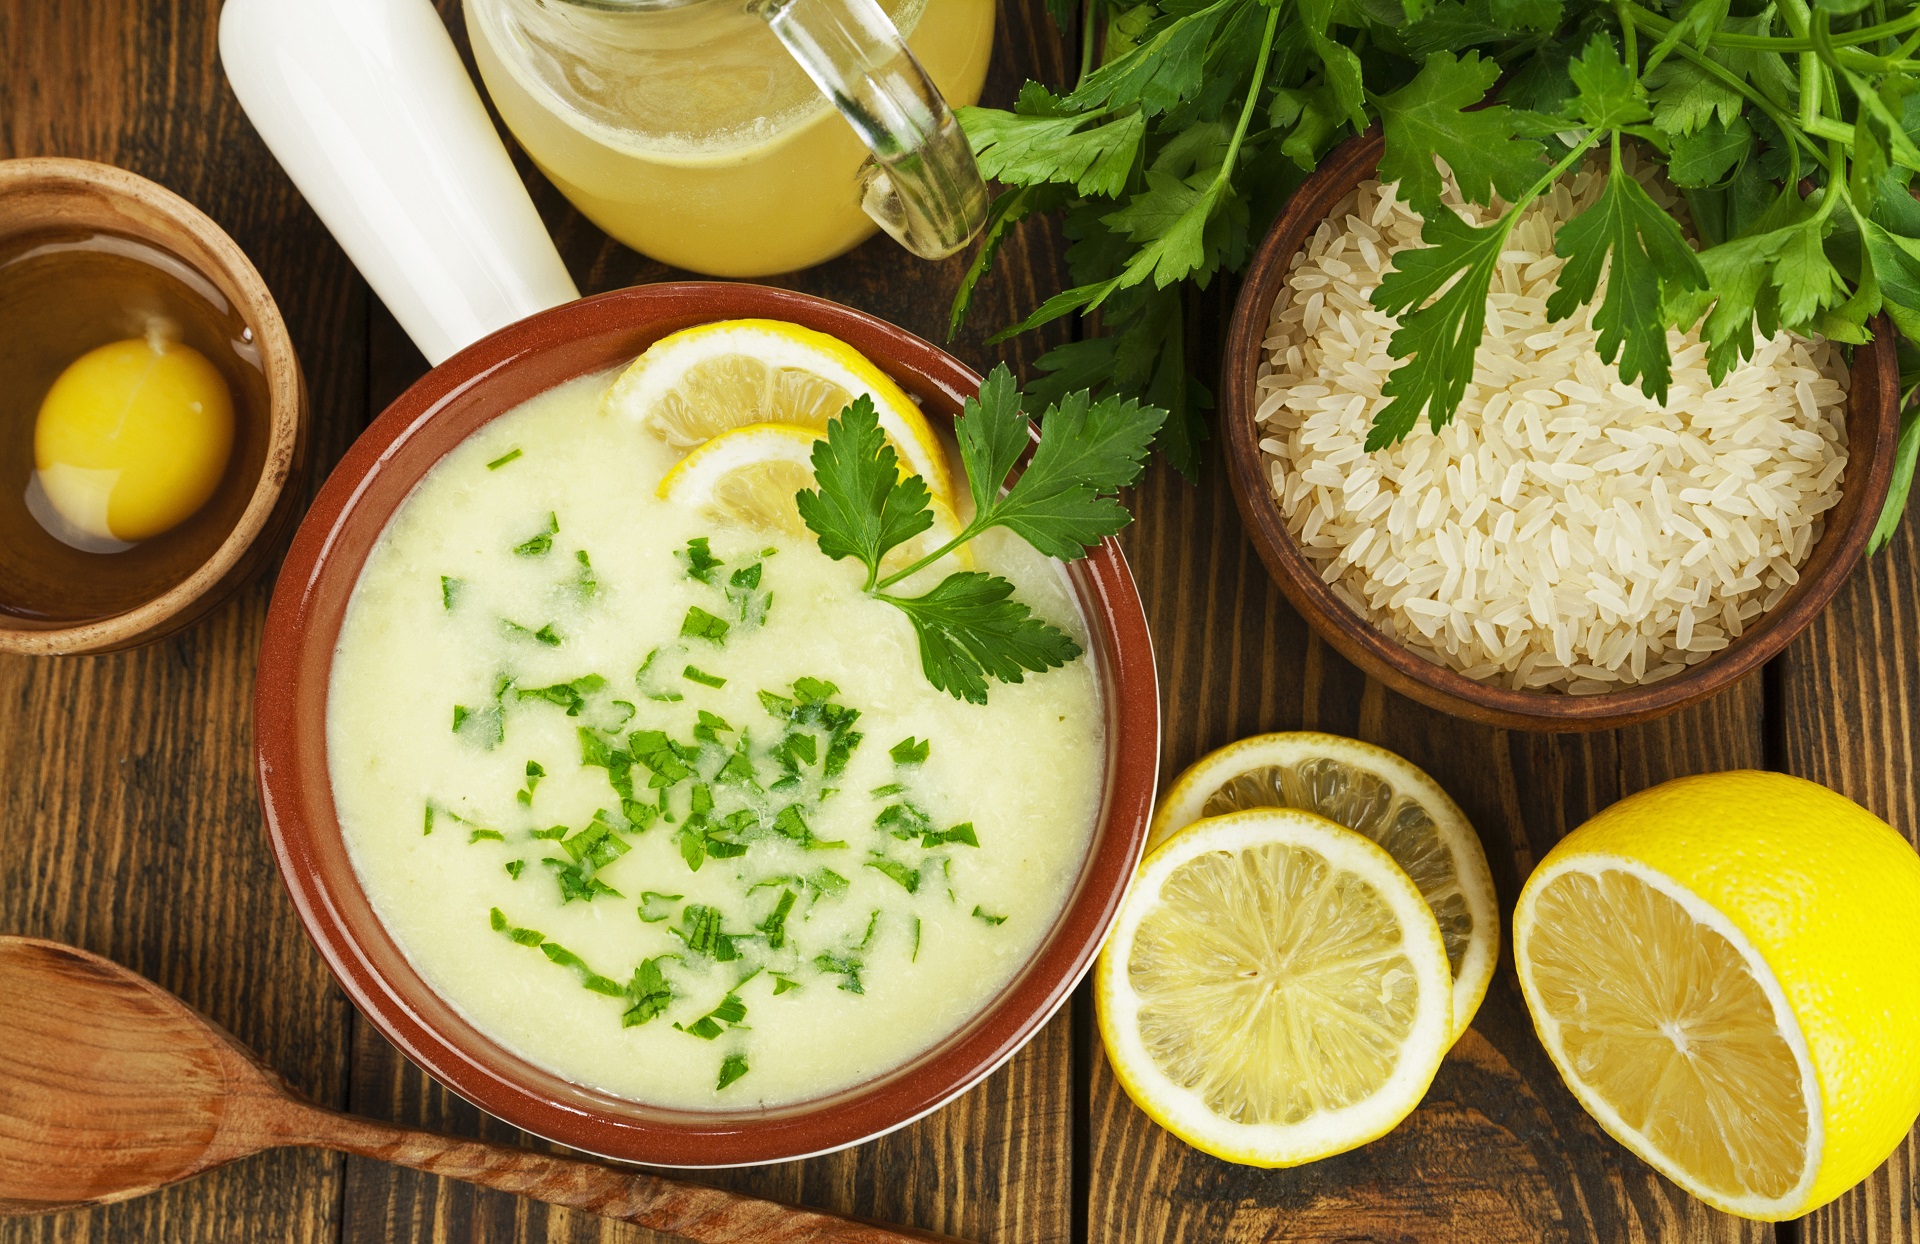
(0, 157), (307, 656)
(254, 283), (1159, 1166)
(1222, 131), (1898, 732)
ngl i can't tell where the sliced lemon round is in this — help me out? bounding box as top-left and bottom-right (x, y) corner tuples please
(1515, 771), (1920, 1220)
(1151, 733), (1496, 1043)
(1096, 808), (1453, 1168)
(607, 318), (954, 503)
(657, 422), (969, 574)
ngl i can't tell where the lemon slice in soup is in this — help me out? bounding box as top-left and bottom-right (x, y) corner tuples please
(658, 422), (969, 574)
(607, 318), (954, 504)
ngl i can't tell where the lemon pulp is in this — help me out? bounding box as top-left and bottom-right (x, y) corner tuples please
(1198, 757), (1476, 982)
(650, 357), (854, 450)
(33, 335), (234, 544)
(1131, 840), (1427, 1124)
(1524, 864), (1808, 1202)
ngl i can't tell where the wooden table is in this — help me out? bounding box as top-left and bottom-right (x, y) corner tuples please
(2, 3), (1912, 1242)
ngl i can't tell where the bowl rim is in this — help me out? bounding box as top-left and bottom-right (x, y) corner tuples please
(1221, 129), (1899, 732)
(253, 281), (1160, 1166)
(0, 156), (307, 656)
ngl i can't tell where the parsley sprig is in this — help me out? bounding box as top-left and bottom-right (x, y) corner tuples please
(794, 369), (1164, 703)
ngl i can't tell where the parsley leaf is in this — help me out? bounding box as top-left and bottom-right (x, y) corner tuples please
(1374, 51), (1546, 211)
(512, 511), (558, 557)
(716, 1052), (750, 1090)
(794, 395), (935, 588)
(622, 957), (675, 1027)
(881, 573), (1084, 705)
(1547, 147), (1708, 404)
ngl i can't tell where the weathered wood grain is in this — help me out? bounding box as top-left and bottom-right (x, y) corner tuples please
(333, 3), (1078, 1243)
(1089, 417), (1775, 1243)
(0, 2), (364, 1242)
(1780, 518), (1920, 1244)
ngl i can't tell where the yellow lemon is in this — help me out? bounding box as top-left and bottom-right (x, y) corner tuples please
(1515, 771), (1920, 1220)
(606, 318), (953, 504)
(34, 336), (234, 543)
(656, 422), (969, 577)
(1095, 808), (1453, 1167)
(1151, 732), (1497, 1042)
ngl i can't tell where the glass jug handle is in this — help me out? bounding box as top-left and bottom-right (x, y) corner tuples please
(750, 0), (990, 260)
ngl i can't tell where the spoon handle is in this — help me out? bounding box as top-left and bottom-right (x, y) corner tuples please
(283, 1103), (966, 1244)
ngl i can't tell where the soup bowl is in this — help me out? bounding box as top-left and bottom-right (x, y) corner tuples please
(254, 282), (1159, 1167)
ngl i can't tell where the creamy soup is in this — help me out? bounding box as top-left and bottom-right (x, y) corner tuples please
(327, 369), (1105, 1110)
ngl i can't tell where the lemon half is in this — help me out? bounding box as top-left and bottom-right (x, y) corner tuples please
(1096, 808), (1453, 1167)
(657, 422), (969, 575)
(607, 318), (954, 503)
(1151, 733), (1497, 1042)
(1515, 771), (1920, 1220)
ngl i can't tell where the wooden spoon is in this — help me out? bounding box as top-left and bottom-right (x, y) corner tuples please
(0, 936), (962, 1242)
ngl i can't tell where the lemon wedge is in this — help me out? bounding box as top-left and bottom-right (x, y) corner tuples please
(657, 422), (969, 575)
(607, 318), (954, 503)
(1095, 808), (1453, 1168)
(1515, 771), (1920, 1220)
(1151, 733), (1496, 1042)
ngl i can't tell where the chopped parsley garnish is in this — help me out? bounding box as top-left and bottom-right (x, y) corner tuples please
(865, 856), (920, 894)
(757, 888), (798, 949)
(871, 782), (906, 797)
(673, 903), (741, 961)
(468, 828), (505, 844)
(637, 891), (682, 923)
(451, 705), (468, 732)
(876, 803), (930, 839)
(486, 447), (523, 470)
(517, 674), (606, 716)
(490, 908), (622, 995)
(911, 916), (921, 963)
(772, 974), (801, 995)
(972, 906), (1007, 926)
(693, 710), (734, 743)
(729, 563), (762, 590)
(440, 576), (462, 610)
(451, 675), (510, 749)
(681, 606), (731, 643)
(679, 537), (723, 583)
(810, 868), (850, 896)
(512, 511), (558, 557)
(812, 951), (864, 994)
(505, 860), (525, 879)
(795, 379), (1158, 701)
(890, 737), (930, 765)
(922, 823), (979, 849)
(634, 647), (685, 703)
(772, 804), (846, 851)
(676, 991), (747, 1040)
(572, 549), (598, 597)
(517, 760), (545, 807)
(716, 1052), (750, 1091)
(504, 620), (562, 647)
(622, 956), (676, 1027)
(683, 665), (726, 688)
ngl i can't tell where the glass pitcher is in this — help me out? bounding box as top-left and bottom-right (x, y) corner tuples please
(463, 0), (994, 278)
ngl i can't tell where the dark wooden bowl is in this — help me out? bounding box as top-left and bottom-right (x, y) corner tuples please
(254, 282), (1160, 1167)
(1222, 130), (1899, 732)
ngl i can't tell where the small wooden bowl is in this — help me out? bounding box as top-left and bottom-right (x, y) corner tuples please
(1222, 131), (1898, 732)
(0, 158), (306, 656)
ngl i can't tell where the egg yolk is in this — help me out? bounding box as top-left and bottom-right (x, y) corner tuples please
(33, 336), (234, 544)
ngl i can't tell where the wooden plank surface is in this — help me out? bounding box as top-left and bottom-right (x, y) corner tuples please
(1, 2), (1915, 1243)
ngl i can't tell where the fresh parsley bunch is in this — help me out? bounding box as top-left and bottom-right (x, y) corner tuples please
(794, 367), (1166, 704)
(956, 0), (1920, 544)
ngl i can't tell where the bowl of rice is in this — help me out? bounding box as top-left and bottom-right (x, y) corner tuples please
(1222, 130), (1899, 731)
